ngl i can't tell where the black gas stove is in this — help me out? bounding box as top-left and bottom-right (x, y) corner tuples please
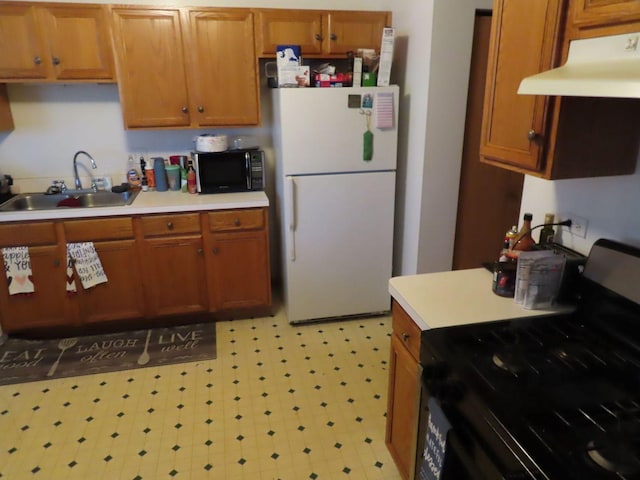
(419, 239), (640, 480)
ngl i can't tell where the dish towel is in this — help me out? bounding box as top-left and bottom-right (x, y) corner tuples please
(419, 397), (452, 480)
(2, 246), (35, 295)
(66, 242), (108, 291)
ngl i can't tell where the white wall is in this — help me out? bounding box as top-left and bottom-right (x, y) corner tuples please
(390, 0), (492, 275)
(520, 165), (640, 255)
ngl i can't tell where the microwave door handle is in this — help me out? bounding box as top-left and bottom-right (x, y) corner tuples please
(286, 176), (296, 261)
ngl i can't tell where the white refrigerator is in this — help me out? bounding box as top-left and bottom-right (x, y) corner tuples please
(272, 86), (399, 324)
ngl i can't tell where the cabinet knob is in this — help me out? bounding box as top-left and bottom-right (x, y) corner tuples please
(181, 106), (188, 114)
(212, 247), (219, 255)
(52, 56), (60, 66)
(34, 56), (42, 65)
(167, 221), (174, 230)
(197, 105), (204, 113)
(527, 129), (537, 141)
(234, 218), (241, 226)
(315, 33), (323, 41)
(197, 248), (204, 256)
(402, 332), (410, 342)
(330, 33), (337, 41)
(53, 259), (60, 267)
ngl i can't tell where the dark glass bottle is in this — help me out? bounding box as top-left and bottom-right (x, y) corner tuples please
(538, 213), (555, 244)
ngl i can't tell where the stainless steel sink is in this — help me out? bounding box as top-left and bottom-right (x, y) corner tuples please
(0, 190), (139, 212)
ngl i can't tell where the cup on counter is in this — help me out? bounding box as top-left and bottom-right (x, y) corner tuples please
(166, 164), (181, 191)
(153, 157), (168, 192)
(169, 155), (188, 168)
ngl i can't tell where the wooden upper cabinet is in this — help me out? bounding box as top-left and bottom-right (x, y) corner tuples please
(481, 0), (640, 179)
(255, 9), (391, 58)
(184, 9), (259, 126)
(571, 0), (640, 30)
(0, 4), (49, 79)
(0, 85), (14, 131)
(326, 11), (391, 55)
(480, 0), (565, 174)
(256, 10), (324, 56)
(111, 7), (191, 129)
(0, 3), (114, 82)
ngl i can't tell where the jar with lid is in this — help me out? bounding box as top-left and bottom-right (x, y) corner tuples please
(538, 213), (556, 244)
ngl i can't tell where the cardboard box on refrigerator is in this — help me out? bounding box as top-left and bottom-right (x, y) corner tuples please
(377, 28), (395, 87)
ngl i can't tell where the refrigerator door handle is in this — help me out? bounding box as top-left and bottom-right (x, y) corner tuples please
(286, 176), (296, 261)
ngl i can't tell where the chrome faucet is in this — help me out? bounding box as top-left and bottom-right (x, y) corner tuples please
(73, 150), (98, 191)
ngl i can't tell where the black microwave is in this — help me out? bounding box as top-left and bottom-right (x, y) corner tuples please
(192, 149), (265, 194)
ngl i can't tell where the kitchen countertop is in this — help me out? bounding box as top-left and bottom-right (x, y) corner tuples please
(389, 268), (574, 331)
(0, 190), (269, 222)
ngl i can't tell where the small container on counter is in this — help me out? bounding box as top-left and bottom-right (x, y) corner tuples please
(153, 157), (168, 192)
(492, 261), (517, 297)
(166, 164), (181, 191)
(145, 163), (155, 190)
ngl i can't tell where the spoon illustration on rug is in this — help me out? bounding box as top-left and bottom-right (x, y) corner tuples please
(47, 337), (78, 377)
(137, 330), (152, 365)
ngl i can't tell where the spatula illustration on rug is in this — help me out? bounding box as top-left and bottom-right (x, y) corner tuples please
(47, 337), (78, 377)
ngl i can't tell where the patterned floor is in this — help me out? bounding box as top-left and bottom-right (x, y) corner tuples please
(0, 305), (402, 479)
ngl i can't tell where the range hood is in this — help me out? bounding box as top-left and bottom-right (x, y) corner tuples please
(518, 32), (640, 98)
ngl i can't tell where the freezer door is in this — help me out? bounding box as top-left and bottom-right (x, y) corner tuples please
(283, 171), (395, 323)
(273, 86), (399, 175)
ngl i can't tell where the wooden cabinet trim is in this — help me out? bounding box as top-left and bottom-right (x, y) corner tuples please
(0, 220), (57, 246)
(208, 208), (265, 232)
(64, 216), (133, 242)
(139, 212), (201, 237)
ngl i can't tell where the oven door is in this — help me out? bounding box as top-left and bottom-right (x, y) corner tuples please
(417, 369), (539, 480)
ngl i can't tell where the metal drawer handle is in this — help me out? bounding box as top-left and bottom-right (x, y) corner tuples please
(197, 105), (204, 113)
(53, 259), (60, 267)
(167, 222), (174, 230)
(527, 129), (537, 141)
(212, 247), (219, 255)
(330, 33), (337, 41)
(315, 33), (323, 41)
(34, 56), (42, 65)
(52, 56), (60, 65)
(197, 248), (203, 256)
(234, 218), (241, 226)
(181, 106), (188, 114)
(402, 332), (410, 342)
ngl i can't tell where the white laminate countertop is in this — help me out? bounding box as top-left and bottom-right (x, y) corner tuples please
(0, 190), (269, 222)
(389, 268), (574, 331)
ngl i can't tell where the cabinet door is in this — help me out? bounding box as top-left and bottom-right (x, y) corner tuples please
(480, 0), (565, 173)
(386, 332), (421, 480)
(572, 0), (640, 28)
(77, 239), (144, 325)
(111, 8), (191, 128)
(0, 4), (49, 79)
(0, 85), (14, 131)
(143, 236), (208, 317)
(185, 9), (259, 126)
(41, 5), (114, 81)
(326, 11), (390, 55)
(207, 230), (271, 310)
(255, 9), (324, 56)
(0, 246), (68, 333)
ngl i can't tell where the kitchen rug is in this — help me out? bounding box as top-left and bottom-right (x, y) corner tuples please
(0, 321), (216, 386)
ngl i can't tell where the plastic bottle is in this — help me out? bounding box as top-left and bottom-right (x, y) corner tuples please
(187, 160), (197, 194)
(145, 162), (155, 190)
(127, 155), (141, 188)
(512, 213), (536, 251)
(538, 213), (556, 244)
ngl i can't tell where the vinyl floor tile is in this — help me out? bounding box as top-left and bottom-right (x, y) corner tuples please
(0, 306), (402, 479)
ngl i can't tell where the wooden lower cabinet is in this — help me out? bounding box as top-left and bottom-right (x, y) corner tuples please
(386, 301), (422, 480)
(204, 207), (271, 313)
(141, 235), (208, 317)
(0, 207), (271, 334)
(77, 239), (144, 325)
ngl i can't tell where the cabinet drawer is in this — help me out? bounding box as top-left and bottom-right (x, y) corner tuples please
(0, 221), (57, 246)
(392, 300), (421, 361)
(65, 217), (133, 242)
(140, 213), (201, 237)
(208, 208), (265, 232)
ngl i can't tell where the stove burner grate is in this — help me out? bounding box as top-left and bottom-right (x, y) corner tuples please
(586, 438), (640, 476)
